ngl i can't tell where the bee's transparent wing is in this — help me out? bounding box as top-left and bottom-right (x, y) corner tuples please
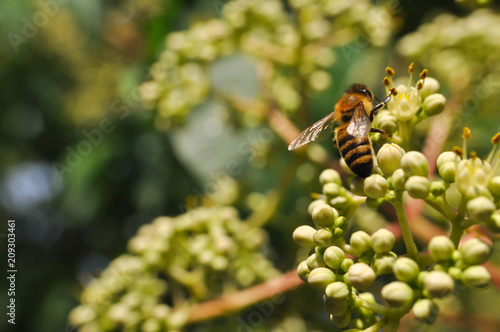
(346, 103), (371, 138)
(288, 112), (336, 150)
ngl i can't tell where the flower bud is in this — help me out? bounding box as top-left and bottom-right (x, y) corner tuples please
(293, 225), (317, 248)
(308, 267), (336, 292)
(381, 281), (414, 307)
(308, 199), (325, 215)
(373, 253), (396, 275)
(428, 236), (455, 262)
(392, 169), (406, 190)
(401, 151), (429, 177)
(437, 151), (460, 168)
(324, 297), (348, 316)
(430, 181), (446, 197)
(465, 185), (493, 201)
(405, 176), (431, 199)
(422, 93), (446, 116)
(314, 229), (334, 247)
(350, 177), (366, 196)
(330, 196), (349, 211)
(467, 196), (495, 222)
(350, 231), (373, 255)
(377, 143), (405, 176)
(365, 197), (384, 209)
(306, 252), (326, 270)
(325, 281), (350, 301)
(377, 114), (398, 134)
(324, 246), (346, 269)
(487, 212), (500, 232)
(419, 77), (440, 99)
(297, 261), (310, 282)
(439, 162), (457, 183)
(330, 311), (351, 328)
(319, 169), (342, 186)
(393, 257), (420, 283)
(323, 182), (341, 197)
(371, 229), (395, 254)
(334, 216), (347, 230)
(423, 270), (454, 298)
(341, 258), (354, 273)
(312, 204), (338, 228)
(413, 299), (439, 324)
(459, 238), (491, 265)
(461, 265), (491, 290)
(488, 176), (500, 198)
(347, 263), (376, 290)
(364, 174), (389, 199)
(448, 266), (462, 280)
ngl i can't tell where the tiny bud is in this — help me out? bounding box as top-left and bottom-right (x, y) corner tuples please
(347, 263), (376, 290)
(324, 246), (346, 269)
(364, 174), (389, 199)
(334, 216), (347, 230)
(371, 229), (395, 254)
(312, 204), (338, 227)
(306, 253), (326, 270)
(350, 231), (373, 255)
(419, 77), (440, 99)
(393, 257), (420, 282)
(325, 297), (348, 316)
(448, 266), (462, 279)
(461, 265), (491, 290)
(423, 270), (454, 298)
(293, 225), (317, 248)
(392, 169), (406, 190)
(467, 196), (496, 222)
(438, 162), (457, 183)
(323, 182), (341, 197)
(401, 151), (429, 177)
(377, 114), (398, 134)
(319, 169), (342, 185)
(465, 185), (492, 201)
(308, 199), (326, 215)
(405, 175), (431, 199)
(330, 196), (349, 210)
(341, 258), (354, 273)
(330, 311), (351, 328)
(413, 299), (439, 324)
(325, 281), (350, 300)
(332, 227), (344, 239)
(488, 176), (500, 198)
(437, 151), (461, 168)
(377, 143), (405, 176)
(314, 229), (334, 247)
(430, 181), (446, 196)
(459, 238), (491, 265)
(297, 261), (311, 282)
(428, 236), (455, 262)
(422, 93), (446, 116)
(373, 253), (396, 275)
(487, 212), (500, 232)
(386, 67), (395, 77)
(350, 177), (366, 196)
(308, 267), (336, 292)
(366, 197), (384, 209)
(381, 281), (414, 307)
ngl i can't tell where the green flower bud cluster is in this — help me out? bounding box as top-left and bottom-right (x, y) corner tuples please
(70, 207), (278, 331)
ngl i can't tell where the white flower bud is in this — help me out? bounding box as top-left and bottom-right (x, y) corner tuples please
(377, 143), (405, 176)
(308, 199), (326, 215)
(323, 183), (341, 197)
(467, 196), (496, 222)
(324, 246), (346, 269)
(325, 281), (350, 300)
(430, 181), (446, 197)
(428, 236), (455, 262)
(350, 231), (373, 255)
(381, 281), (414, 307)
(487, 212), (500, 232)
(392, 169), (406, 190)
(306, 252), (326, 270)
(419, 77), (440, 100)
(422, 93), (446, 116)
(438, 162), (457, 183)
(312, 204), (338, 227)
(459, 238), (491, 265)
(436, 151), (460, 168)
(350, 176), (366, 196)
(393, 257), (420, 282)
(401, 151), (429, 177)
(405, 176), (431, 199)
(308, 267), (336, 292)
(465, 185), (493, 201)
(488, 176), (500, 198)
(297, 261), (310, 282)
(364, 174), (389, 199)
(423, 270), (454, 298)
(293, 225), (316, 248)
(314, 229), (334, 247)
(373, 253), (396, 275)
(413, 299), (439, 324)
(377, 114), (398, 134)
(347, 263), (376, 290)
(461, 265), (491, 290)
(371, 229), (395, 254)
(319, 169), (342, 185)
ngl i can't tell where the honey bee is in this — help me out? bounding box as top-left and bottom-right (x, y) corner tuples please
(288, 83), (395, 178)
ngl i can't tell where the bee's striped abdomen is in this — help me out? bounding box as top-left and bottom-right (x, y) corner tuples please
(336, 129), (373, 178)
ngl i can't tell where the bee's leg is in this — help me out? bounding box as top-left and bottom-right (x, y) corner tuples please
(370, 89), (395, 121)
(370, 128), (392, 139)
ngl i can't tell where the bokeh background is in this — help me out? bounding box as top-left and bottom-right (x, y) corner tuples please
(2, 0), (500, 331)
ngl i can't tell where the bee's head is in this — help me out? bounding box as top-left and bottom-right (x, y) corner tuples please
(349, 83), (374, 102)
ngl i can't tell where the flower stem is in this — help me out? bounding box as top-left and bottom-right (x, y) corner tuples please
(390, 192), (419, 260)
